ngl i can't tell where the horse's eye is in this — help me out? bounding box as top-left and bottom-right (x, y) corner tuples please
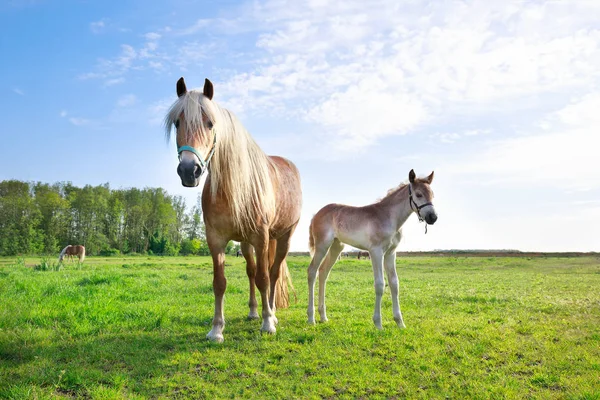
(416, 193), (423, 198)
(174, 120), (180, 129)
(207, 121), (214, 129)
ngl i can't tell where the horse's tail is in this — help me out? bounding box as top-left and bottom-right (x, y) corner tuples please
(269, 239), (296, 309)
(308, 216), (315, 257)
(79, 246), (86, 263)
(58, 245), (69, 263)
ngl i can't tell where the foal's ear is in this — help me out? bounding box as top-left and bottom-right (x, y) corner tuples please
(203, 78), (214, 100)
(426, 171), (434, 184)
(177, 77), (187, 97)
(409, 169), (416, 183)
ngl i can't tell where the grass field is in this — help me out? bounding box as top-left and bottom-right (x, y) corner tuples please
(0, 255), (599, 399)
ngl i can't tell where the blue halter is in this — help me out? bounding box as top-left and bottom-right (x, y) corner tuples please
(177, 129), (217, 173)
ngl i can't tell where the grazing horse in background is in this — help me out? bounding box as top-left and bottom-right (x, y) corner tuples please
(165, 77), (302, 342)
(307, 169), (437, 329)
(58, 245), (86, 263)
(357, 251), (370, 260)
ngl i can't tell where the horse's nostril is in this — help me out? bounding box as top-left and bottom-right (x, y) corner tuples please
(194, 164), (203, 179)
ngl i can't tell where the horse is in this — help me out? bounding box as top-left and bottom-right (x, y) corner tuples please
(357, 251), (370, 260)
(58, 245), (86, 263)
(307, 169), (437, 329)
(165, 77), (302, 342)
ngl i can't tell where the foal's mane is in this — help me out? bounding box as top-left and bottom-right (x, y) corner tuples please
(378, 182), (409, 203)
(164, 90), (276, 236)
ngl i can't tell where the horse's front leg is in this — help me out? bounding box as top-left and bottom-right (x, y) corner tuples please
(241, 242), (259, 320)
(384, 249), (405, 328)
(253, 234), (276, 334)
(370, 249), (385, 330)
(268, 226), (297, 321)
(206, 233), (228, 343)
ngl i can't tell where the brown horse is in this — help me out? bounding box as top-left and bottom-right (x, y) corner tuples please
(165, 77), (302, 342)
(307, 169), (436, 329)
(357, 251), (370, 260)
(58, 245), (86, 263)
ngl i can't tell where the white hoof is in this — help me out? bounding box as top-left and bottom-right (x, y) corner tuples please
(247, 311), (260, 320)
(261, 320), (277, 334)
(206, 329), (224, 343)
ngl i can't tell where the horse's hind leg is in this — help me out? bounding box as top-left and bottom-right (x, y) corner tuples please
(318, 239), (344, 322)
(307, 232), (334, 325)
(241, 242), (259, 320)
(251, 230), (277, 334)
(268, 225), (297, 322)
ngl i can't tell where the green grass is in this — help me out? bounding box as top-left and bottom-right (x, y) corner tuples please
(0, 255), (599, 399)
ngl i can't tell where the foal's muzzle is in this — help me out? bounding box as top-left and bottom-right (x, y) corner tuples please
(177, 159), (203, 187)
(425, 212), (438, 225)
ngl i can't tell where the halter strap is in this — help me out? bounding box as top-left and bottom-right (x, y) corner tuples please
(409, 184), (433, 232)
(177, 129), (217, 173)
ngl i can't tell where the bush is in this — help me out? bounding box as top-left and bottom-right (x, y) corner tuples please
(180, 239), (202, 255)
(99, 248), (121, 257)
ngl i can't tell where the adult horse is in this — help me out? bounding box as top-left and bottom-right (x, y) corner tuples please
(307, 169), (436, 329)
(58, 245), (86, 263)
(165, 77), (302, 342)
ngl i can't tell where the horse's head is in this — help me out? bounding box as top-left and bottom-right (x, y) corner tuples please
(408, 169), (437, 225)
(166, 77), (218, 187)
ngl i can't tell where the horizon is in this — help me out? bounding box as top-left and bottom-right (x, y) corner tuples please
(1, 0), (599, 252)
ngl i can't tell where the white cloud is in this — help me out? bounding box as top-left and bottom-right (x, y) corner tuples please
(104, 77), (125, 86)
(69, 117), (90, 126)
(117, 94), (137, 107)
(445, 93), (600, 190)
(59, 110), (67, 117)
(144, 32), (161, 41)
(90, 19), (106, 34)
(199, 0), (600, 153)
(12, 88), (24, 96)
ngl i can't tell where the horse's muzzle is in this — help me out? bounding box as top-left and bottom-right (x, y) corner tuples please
(425, 213), (438, 225)
(177, 160), (203, 187)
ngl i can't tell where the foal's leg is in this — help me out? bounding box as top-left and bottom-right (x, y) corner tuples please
(384, 249), (405, 328)
(318, 239), (344, 322)
(307, 237), (333, 324)
(206, 234), (228, 343)
(252, 232), (277, 334)
(370, 249), (385, 330)
(241, 242), (259, 320)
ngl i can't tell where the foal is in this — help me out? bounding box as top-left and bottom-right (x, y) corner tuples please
(307, 169), (437, 329)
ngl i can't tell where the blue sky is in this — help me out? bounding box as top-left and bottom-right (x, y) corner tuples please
(1, 0), (599, 251)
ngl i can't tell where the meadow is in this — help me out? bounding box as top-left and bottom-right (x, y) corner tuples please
(0, 255), (599, 399)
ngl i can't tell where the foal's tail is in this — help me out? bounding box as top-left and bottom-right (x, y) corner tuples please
(269, 239), (297, 309)
(308, 216), (315, 257)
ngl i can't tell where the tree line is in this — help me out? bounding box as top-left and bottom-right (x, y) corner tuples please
(0, 180), (238, 256)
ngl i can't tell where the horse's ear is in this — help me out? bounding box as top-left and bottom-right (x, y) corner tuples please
(409, 169), (416, 183)
(203, 78), (214, 100)
(177, 77), (187, 97)
(426, 171), (434, 184)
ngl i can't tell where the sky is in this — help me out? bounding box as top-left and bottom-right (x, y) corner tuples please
(1, 0), (599, 252)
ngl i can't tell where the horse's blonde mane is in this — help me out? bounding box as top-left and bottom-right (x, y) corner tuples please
(164, 90), (276, 236)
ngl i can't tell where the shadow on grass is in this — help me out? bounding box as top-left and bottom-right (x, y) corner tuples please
(0, 314), (276, 396)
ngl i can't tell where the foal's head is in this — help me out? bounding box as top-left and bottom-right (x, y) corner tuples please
(166, 77), (218, 187)
(408, 169), (437, 225)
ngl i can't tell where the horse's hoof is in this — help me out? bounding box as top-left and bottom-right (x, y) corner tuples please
(206, 331), (224, 343)
(261, 322), (276, 335)
(247, 312), (260, 320)
(320, 317), (329, 323)
(307, 317), (316, 325)
(273, 316), (279, 325)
